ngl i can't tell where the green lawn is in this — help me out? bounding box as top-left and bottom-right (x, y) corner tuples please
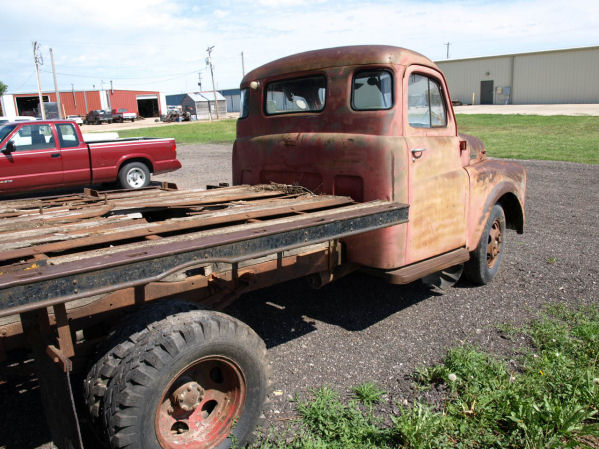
(457, 114), (599, 164)
(257, 304), (599, 449)
(118, 115), (599, 164)
(118, 119), (237, 144)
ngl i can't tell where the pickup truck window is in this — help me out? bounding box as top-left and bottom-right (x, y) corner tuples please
(265, 76), (326, 115)
(0, 125), (16, 143)
(56, 123), (80, 148)
(352, 70), (393, 110)
(408, 73), (447, 128)
(239, 88), (250, 119)
(9, 124), (55, 152)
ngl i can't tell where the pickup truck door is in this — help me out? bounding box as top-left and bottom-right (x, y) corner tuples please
(56, 122), (91, 185)
(0, 123), (63, 193)
(402, 65), (468, 264)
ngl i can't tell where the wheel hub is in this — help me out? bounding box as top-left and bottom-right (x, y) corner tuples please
(486, 219), (502, 268)
(172, 381), (204, 412)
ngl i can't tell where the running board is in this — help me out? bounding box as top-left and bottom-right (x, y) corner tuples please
(365, 248), (470, 285)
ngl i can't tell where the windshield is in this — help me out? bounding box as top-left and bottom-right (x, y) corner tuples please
(0, 125), (16, 143)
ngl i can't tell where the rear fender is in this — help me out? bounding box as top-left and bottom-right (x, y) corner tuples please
(466, 160), (526, 250)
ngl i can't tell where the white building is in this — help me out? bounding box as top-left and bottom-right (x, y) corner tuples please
(436, 46), (599, 105)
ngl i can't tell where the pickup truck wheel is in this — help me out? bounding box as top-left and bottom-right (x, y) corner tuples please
(421, 264), (464, 294)
(119, 162), (150, 189)
(464, 204), (506, 285)
(102, 310), (269, 449)
(84, 300), (201, 428)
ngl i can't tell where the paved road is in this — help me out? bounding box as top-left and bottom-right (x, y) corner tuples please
(1, 144), (597, 448)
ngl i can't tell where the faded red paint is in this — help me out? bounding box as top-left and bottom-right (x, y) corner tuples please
(233, 45), (526, 270)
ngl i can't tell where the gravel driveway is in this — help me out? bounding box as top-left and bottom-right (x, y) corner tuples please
(1, 144), (597, 448)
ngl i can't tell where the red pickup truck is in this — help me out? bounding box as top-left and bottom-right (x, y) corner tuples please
(0, 120), (180, 193)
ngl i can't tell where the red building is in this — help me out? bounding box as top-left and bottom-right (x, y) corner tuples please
(5, 89), (164, 118)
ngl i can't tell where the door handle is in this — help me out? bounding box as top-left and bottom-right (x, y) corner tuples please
(410, 148), (427, 160)
(51, 153), (61, 158)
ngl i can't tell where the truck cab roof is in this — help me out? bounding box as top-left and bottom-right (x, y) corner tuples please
(241, 45), (438, 85)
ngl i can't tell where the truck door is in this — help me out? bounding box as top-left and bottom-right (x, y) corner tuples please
(0, 123), (63, 193)
(402, 66), (468, 264)
(56, 122), (91, 185)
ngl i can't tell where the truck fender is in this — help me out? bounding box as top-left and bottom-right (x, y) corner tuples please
(467, 181), (525, 251)
(116, 154), (154, 174)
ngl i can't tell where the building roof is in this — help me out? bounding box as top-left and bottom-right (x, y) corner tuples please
(435, 45), (599, 64)
(242, 45), (436, 86)
(186, 92), (226, 102)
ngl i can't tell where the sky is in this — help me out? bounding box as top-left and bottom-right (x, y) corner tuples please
(1, 0), (598, 95)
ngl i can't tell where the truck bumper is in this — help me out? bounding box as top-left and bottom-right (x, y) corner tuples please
(154, 159), (182, 175)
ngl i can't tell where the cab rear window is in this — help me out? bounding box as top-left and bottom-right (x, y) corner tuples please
(265, 76), (326, 115)
(352, 70), (393, 110)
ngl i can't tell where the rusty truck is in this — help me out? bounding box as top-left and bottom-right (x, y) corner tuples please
(0, 45), (525, 449)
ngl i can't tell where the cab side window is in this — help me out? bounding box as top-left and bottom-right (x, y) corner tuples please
(408, 74), (447, 128)
(9, 124), (55, 152)
(56, 124), (80, 148)
(352, 70), (393, 110)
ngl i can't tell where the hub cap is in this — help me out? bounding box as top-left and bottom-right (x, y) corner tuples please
(126, 168), (146, 188)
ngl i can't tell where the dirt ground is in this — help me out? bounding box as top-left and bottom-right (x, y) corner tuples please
(0, 144), (597, 448)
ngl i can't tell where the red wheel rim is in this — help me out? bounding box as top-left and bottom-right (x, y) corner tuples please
(155, 356), (246, 449)
(486, 218), (502, 269)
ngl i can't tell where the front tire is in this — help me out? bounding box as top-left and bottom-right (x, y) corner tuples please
(102, 311), (269, 449)
(464, 204), (506, 285)
(118, 162), (150, 189)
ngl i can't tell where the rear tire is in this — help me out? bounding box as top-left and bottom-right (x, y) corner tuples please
(102, 310), (269, 449)
(464, 204), (506, 285)
(118, 162), (150, 189)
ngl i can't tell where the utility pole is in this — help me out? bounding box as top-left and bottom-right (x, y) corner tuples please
(109, 80), (113, 111)
(33, 41), (46, 120)
(49, 48), (63, 118)
(241, 51), (245, 77)
(444, 42), (451, 59)
(206, 45), (219, 119)
(71, 83), (77, 111)
(197, 72), (203, 91)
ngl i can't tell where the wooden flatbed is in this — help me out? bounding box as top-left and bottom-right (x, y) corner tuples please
(0, 184), (408, 340)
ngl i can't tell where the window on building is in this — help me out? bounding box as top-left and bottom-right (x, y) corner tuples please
(352, 70), (393, 110)
(265, 76), (326, 115)
(8, 124), (55, 151)
(408, 74), (447, 128)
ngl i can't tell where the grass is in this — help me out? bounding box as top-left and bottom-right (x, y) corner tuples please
(256, 304), (599, 449)
(456, 114), (599, 164)
(117, 119), (237, 144)
(116, 115), (598, 164)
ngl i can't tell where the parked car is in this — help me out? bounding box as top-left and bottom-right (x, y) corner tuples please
(112, 108), (137, 122)
(85, 109), (112, 125)
(0, 119), (181, 193)
(66, 115), (83, 125)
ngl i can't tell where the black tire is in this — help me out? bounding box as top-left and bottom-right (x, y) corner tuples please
(118, 162), (150, 189)
(421, 264), (464, 294)
(464, 204), (506, 285)
(84, 300), (201, 426)
(101, 310), (269, 449)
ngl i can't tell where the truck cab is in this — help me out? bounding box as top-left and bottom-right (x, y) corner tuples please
(233, 45), (526, 280)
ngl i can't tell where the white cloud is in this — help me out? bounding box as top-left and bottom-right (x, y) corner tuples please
(1, 0), (598, 94)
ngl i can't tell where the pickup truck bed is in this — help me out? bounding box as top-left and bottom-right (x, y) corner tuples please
(0, 185), (407, 324)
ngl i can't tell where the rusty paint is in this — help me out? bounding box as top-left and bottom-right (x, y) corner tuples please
(234, 45), (526, 270)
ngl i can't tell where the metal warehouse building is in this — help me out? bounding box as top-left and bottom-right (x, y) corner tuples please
(436, 46), (599, 105)
(0, 89), (167, 118)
